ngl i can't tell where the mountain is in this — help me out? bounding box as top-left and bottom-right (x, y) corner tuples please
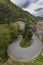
(0, 0), (36, 24)
(36, 16), (43, 20)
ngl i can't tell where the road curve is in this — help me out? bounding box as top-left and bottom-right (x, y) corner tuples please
(8, 34), (42, 62)
(8, 21), (42, 62)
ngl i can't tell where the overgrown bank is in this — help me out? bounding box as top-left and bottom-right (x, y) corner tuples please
(0, 22), (19, 62)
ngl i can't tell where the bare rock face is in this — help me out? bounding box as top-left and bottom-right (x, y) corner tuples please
(34, 20), (43, 39)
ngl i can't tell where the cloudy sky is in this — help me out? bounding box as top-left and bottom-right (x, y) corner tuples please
(10, 0), (43, 17)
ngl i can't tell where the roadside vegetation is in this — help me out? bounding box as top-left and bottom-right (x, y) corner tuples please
(22, 54), (43, 65)
(0, 22), (19, 62)
(20, 38), (32, 48)
(0, 54), (43, 65)
(41, 35), (43, 44)
(20, 23), (33, 48)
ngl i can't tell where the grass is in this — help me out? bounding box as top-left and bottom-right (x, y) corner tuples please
(19, 38), (32, 48)
(22, 54), (43, 65)
(41, 35), (43, 44)
(0, 54), (43, 65)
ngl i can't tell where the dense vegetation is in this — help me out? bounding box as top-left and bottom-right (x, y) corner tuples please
(22, 23), (33, 41)
(0, 23), (19, 62)
(20, 23), (33, 48)
(1, 54), (43, 65)
(0, 0), (43, 65)
(41, 35), (43, 44)
(20, 38), (32, 48)
(0, 0), (36, 24)
(36, 16), (43, 20)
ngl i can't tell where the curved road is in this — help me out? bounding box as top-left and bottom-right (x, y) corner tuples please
(8, 22), (42, 62)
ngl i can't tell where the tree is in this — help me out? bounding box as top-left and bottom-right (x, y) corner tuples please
(25, 30), (33, 41)
(22, 23), (33, 41)
(9, 22), (19, 41)
(29, 20), (32, 24)
(0, 26), (11, 60)
(0, 23), (19, 61)
(41, 35), (43, 44)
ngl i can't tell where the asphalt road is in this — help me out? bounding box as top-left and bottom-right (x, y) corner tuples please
(8, 34), (42, 62)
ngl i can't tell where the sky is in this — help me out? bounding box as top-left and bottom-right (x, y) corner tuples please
(10, 0), (43, 17)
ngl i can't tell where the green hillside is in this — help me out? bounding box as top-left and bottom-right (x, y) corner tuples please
(36, 16), (43, 20)
(0, 0), (36, 24)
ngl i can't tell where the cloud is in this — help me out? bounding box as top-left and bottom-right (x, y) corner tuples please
(10, 0), (39, 8)
(20, 2), (29, 8)
(10, 0), (43, 17)
(23, 3), (40, 14)
(39, 1), (43, 5)
(35, 8), (43, 11)
(29, 0), (39, 3)
(35, 10), (43, 17)
(23, 0), (43, 17)
(20, 0), (39, 8)
(10, 0), (28, 5)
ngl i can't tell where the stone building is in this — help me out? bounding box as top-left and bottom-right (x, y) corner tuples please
(16, 21), (25, 30)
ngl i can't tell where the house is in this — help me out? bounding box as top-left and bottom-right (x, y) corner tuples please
(15, 21), (25, 30)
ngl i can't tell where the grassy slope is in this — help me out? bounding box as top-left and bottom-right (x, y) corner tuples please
(1, 54), (43, 65)
(22, 54), (43, 65)
(0, 0), (36, 24)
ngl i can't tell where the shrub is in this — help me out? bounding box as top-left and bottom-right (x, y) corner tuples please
(0, 23), (19, 61)
(20, 38), (32, 48)
(41, 35), (43, 44)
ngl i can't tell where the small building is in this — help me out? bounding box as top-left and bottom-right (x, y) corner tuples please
(15, 21), (25, 34)
(16, 21), (25, 30)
